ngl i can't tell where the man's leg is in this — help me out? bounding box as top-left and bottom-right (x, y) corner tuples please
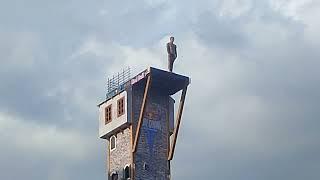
(168, 57), (173, 72)
(169, 59), (173, 72)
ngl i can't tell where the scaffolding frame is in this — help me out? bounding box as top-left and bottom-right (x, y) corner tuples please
(106, 67), (131, 98)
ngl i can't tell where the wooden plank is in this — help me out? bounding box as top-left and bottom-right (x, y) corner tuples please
(130, 89), (135, 180)
(130, 125), (134, 180)
(168, 86), (188, 160)
(108, 139), (110, 175)
(166, 98), (170, 158)
(132, 75), (152, 153)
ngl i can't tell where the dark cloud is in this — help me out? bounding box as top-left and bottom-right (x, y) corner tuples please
(1, 0), (320, 180)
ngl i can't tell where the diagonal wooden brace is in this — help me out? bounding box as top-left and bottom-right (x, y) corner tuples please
(132, 75), (152, 153)
(168, 86), (188, 160)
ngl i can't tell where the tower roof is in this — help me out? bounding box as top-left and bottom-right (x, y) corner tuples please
(147, 67), (190, 95)
(98, 67), (190, 107)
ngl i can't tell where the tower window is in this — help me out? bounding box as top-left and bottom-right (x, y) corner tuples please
(123, 165), (130, 179)
(117, 97), (125, 117)
(110, 135), (116, 151)
(111, 172), (118, 180)
(143, 162), (149, 171)
(105, 105), (112, 124)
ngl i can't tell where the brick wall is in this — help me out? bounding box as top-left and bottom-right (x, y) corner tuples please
(132, 87), (171, 180)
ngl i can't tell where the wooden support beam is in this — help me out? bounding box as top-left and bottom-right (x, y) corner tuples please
(132, 75), (152, 153)
(168, 86), (188, 160)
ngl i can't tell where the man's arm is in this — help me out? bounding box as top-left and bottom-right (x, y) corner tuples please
(166, 43), (171, 54)
(174, 45), (177, 58)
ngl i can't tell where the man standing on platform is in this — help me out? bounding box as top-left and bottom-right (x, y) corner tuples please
(166, 36), (177, 72)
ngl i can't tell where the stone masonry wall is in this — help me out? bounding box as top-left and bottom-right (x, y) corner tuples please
(108, 127), (131, 178)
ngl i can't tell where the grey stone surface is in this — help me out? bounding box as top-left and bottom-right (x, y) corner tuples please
(108, 128), (132, 178)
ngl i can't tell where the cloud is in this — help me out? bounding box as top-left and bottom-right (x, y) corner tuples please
(0, 111), (105, 180)
(0, 112), (94, 160)
(1, 0), (320, 180)
(70, 22), (320, 179)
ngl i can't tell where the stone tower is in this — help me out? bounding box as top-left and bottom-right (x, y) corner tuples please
(98, 67), (190, 180)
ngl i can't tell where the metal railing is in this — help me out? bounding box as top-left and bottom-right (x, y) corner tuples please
(106, 67), (131, 98)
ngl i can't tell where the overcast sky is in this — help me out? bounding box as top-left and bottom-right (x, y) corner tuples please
(1, 0), (320, 179)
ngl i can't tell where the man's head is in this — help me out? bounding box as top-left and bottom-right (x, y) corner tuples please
(170, 36), (174, 43)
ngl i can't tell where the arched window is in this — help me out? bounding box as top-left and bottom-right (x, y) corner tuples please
(111, 172), (118, 180)
(110, 135), (116, 151)
(123, 165), (130, 179)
